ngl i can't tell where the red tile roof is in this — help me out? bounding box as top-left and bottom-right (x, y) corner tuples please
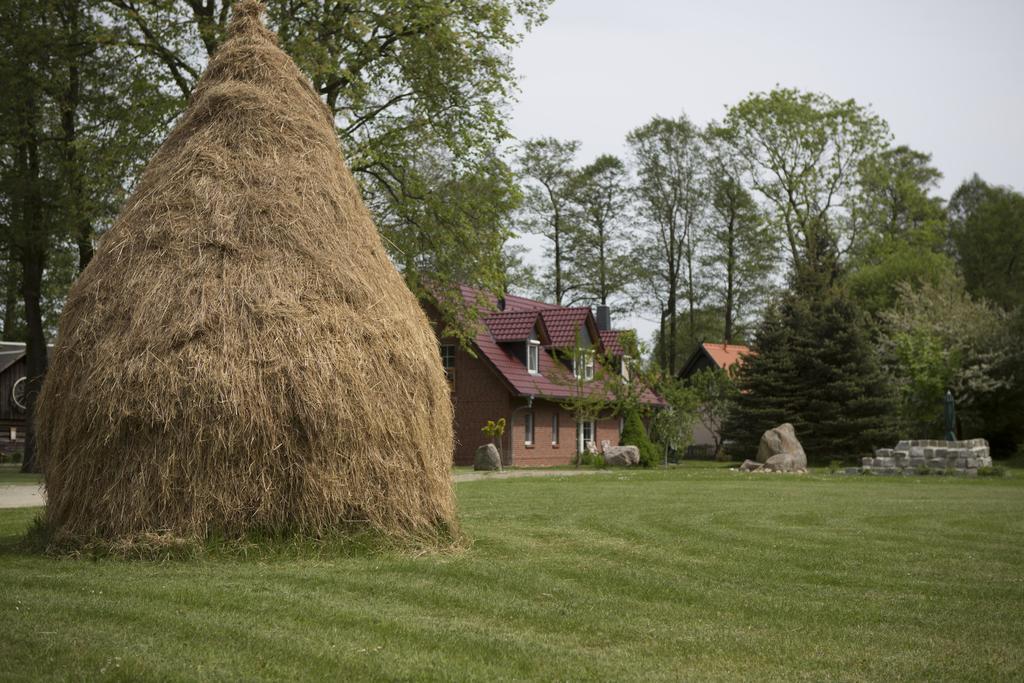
(702, 343), (752, 370)
(600, 330), (625, 357)
(482, 311), (542, 342)
(538, 308), (591, 347)
(453, 285), (664, 406)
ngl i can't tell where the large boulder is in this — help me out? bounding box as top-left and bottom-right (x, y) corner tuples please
(474, 444), (502, 471)
(604, 445), (640, 467)
(757, 423), (807, 465)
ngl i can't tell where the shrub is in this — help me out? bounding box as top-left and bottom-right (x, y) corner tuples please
(620, 408), (660, 467)
(978, 465), (1006, 477)
(828, 459), (844, 474)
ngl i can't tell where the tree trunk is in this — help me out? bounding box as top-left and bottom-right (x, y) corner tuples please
(20, 245), (48, 473)
(2, 261), (20, 340)
(724, 208), (737, 344)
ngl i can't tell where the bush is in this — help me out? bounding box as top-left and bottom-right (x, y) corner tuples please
(828, 459), (844, 474)
(620, 408), (660, 467)
(978, 465), (1006, 477)
(578, 450), (607, 469)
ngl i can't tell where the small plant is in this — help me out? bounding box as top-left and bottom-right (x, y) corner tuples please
(828, 459), (844, 474)
(915, 464), (932, 476)
(978, 465), (1006, 477)
(481, 418), (506, 463)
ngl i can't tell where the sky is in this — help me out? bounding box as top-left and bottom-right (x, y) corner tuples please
(505, 0), (1024, 344)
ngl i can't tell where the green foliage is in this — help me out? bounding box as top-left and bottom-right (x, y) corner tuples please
(628, 114), (706, 374)
(516, 137), (582, 305)
(948, 175), (1024, 311)
(880, 276), (1015, 438)
(703, 128), (778, 342)
(564, 154), (637, 311)
(649, 375), (699, 460)
(101, 0), (551, 334)
(685, 368), (739, 458)
(620, 407), (660, 467)
(717, 88), (890, 276)
(977, 466), (1006, 478)
(724, 278), (897, 461)
(481, 418), (506, 439)
(844, 146), (952, 317)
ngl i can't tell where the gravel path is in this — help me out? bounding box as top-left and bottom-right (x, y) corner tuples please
(0, 469), (607, 509)
(0, 485), (44, 509)
(452, 469), (610, 482)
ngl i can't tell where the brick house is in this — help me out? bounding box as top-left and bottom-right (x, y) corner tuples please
(427, 285), (663, 467)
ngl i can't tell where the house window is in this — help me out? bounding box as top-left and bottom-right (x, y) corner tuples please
(524, 412), (534, 446)
(552, 412), (559, 445)
(527, 340), (540, 374)
(441, 344), (456, 382)
(576, 420), (595, 454)
(573, 350), (595, 381)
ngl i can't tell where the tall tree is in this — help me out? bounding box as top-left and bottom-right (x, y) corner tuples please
(948, 175), (1024, 311)
(703, 130), (776, 343)
(628, 114), (706, 373)
(0, 0), (173, 470)
(845, 146), (953, 316)
(516, 137), (580, 305)
(565, 154), (635, 310)
(724, 270), (897, 461)
(717, 88), (890, 280)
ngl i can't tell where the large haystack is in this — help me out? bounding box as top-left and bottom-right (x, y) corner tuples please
(36, 0), (456, 547)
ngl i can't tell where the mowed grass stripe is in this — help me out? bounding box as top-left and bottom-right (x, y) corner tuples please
(1, 467), (1021, 681)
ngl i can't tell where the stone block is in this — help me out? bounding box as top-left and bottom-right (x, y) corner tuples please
(965, 468), (978, 477)
(895, 440), (911, 451)
(927, 458), (944, 468)
(875, 456), (894, 467)
(909, 457), (925, 468)
(876, 448), (893, 458)
(862, 457), (874, 467)
(910, 446), (925, 458)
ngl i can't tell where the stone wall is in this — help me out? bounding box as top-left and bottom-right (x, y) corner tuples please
(860, 439), (992, 476)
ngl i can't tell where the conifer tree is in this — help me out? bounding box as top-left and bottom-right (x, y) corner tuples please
(724, 268), (897, 461)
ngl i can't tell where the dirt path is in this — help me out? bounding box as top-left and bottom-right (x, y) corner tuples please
(0, 485), (44, 509)
(452, 469), (610, 482)
(0, 470), (608, 509)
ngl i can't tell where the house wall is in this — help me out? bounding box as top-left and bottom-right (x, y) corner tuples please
(508, 398), (620, 467)
(444, 338), (512, 466)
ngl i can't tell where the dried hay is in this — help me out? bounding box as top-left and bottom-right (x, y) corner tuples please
(35, 0), (457, 550)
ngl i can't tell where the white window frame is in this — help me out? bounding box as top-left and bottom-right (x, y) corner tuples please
(524, 412), (535, 446)
(576, 419), (596, 454)
(552, 412), (559, 446)
(527, 340), (540, 374)
(441, 344), (456, 380)
(621, 356), (630, 381)
(573, 349), (594, 381)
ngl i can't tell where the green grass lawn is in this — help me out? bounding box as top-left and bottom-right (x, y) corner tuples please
(0, 463), (41, 485)
(1, 468), (1022, 681)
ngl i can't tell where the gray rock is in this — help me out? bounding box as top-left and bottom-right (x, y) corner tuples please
(604, 445), (640, 467)
(763, 452), (807, 473)
(756, 423), (807, 470)
(473, 443), (502, 471)
(739, 459), (762, 472)
(862, 456), (875, 467)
